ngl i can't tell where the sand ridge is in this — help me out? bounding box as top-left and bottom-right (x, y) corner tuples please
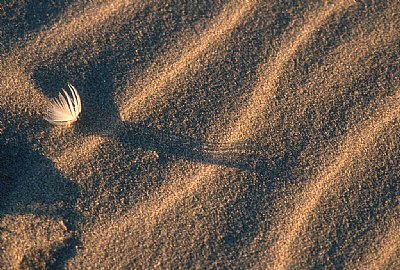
(267, 86), (400, 269)
(8, 1), (149, 65)
(346, 205), (400, 270)
(119, 0), (259, 122)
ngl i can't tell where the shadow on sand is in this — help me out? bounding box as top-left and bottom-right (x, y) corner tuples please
(0, 116), (81, 269)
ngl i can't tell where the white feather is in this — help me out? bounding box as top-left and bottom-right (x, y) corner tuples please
(44, 83), (82, 126)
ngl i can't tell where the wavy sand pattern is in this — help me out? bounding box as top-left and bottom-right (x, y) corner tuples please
(118, 0), (258, 122)
(266, 86), (400, 269)
(0, 0), (399, 269)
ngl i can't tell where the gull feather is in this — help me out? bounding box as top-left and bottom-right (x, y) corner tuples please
(44, 83), (82, 126)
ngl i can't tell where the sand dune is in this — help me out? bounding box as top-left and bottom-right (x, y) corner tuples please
(1, 0), (399, 269)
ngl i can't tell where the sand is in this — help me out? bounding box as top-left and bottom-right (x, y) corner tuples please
(0, 0), (399, 269)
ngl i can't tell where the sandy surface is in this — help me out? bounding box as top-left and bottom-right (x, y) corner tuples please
(1, 0), (399, 269)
